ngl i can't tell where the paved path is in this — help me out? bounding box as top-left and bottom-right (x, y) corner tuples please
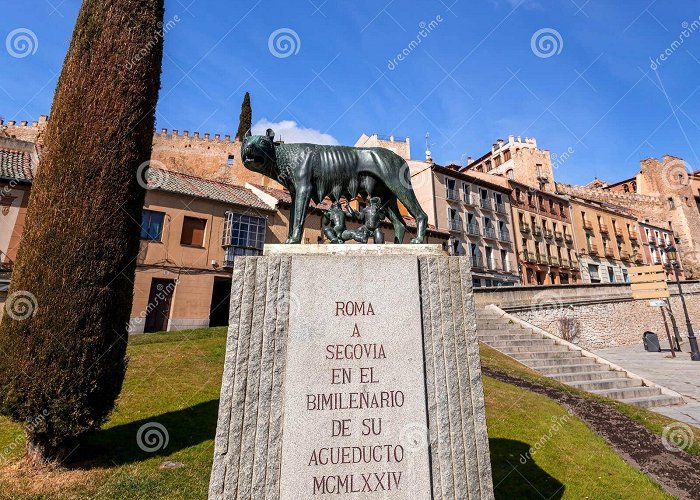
(594, 344), (700, 427)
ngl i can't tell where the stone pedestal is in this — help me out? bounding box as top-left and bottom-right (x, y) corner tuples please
(209, 246), (493, 499)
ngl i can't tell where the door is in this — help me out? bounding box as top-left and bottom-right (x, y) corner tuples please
(209, 277), (233, 327)
(144, 278), (175, 333)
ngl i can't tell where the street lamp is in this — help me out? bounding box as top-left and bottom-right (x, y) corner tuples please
(665, 245), (700, 361)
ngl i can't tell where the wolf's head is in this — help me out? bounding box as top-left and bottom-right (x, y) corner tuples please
(241, 129), (277, 176)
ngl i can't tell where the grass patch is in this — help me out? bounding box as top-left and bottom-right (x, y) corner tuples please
(0, 327), (684, 498)
(479, 342), (700, 458)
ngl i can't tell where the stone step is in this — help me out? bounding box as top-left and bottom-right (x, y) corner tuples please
(477, 328), (532, 337)
(622, 394), (686, 409)
(567, 378), (642, 391)
(479, 334), (545, 343)
(590, 386), (662, 400)
(498, 344), (571, 354)
(550, 370), (628, 383)
(524, 357), (593, 367)
(536, 363), (611, 375)
(476, 323), (526, 331)
(511, 350), (583, 360)
(487, 339), (555, 348)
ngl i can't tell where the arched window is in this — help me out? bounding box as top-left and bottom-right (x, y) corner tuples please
(506, 169), (514, 180)
(631, 181), (637, 191)
(623, 184), (629, 193)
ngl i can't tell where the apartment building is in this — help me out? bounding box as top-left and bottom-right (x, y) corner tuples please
(638, 221), (684, 280)
(569, 197), (642, 284)
(510, 181), (579, 285)
(410, 161), (519, 287)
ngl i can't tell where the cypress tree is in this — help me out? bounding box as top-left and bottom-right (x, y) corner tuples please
(236, 91), (252, 140)
(0, 0), (164, 464)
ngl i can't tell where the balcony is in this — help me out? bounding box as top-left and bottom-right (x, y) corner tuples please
(570, 259), (579, 270)
(537, 254), (549, 265)
(549, 255), (560, 266)
(560, 258), (570, 268)
(466, 223), (480, 236)
(483, 227), (497, 239)
(532, 225), (543, 237)
(520, 223), (531, 234)
(564, 233), (574, 244)
(446, 188), (459, 201)
(599, 223), (609, 234)
(583, 220), (593, 231)
(449, 219), (463, 232)
(521, 250), (537, 263)
(615, 227), (624, 238)
(604, 247), (615, 258)
(499, 230), (510, 242)
(554, 231), (564, 242)
(620, 251), (631, 261)
(629, 232), (638, 241)
(488, 259), (502, 271)
(470, 256), (484, 268)
(495, 202), (507, 214)
(544, 229), (554, 240)
(588, 244), (599, 256)
(480, 198), (492, 210)
(634, 253), (644, 264)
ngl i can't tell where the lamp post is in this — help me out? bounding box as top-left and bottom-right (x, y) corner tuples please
(665, 245), (700, 361)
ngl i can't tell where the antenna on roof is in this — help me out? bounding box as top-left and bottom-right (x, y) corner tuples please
(425, 132), (433, 162)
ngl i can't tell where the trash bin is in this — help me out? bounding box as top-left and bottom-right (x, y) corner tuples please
(643, 331), (661, 352)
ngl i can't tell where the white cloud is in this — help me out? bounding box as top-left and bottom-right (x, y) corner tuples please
(252, 119), (339, 145)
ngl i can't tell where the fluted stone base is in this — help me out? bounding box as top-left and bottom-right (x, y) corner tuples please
(209, 250), (493, 499)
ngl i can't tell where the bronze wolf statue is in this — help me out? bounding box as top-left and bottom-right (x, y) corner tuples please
(241, 129), (428, 244)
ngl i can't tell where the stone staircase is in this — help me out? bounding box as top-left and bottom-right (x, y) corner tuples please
(477, 307), (685, 409)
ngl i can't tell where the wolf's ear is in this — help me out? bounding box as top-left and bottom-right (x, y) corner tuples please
(266, 128), (275, 141)
(245, 129), (252, 138)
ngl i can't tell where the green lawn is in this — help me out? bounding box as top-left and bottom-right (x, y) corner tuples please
(0, 327), (676, 499)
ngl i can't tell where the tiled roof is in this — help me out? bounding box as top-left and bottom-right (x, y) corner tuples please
(146, 168), (273, 211)
(0, 147), (33, 182)
(250, 183), (449, 236)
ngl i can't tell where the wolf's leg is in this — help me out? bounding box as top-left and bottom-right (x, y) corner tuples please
(385, 198), (406, 244)
(287, 187), (311, 244)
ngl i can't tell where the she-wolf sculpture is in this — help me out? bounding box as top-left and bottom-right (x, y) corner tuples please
(241, 129), (428, 244)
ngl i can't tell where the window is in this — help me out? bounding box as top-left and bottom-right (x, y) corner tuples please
(181, 216), (207, 246)
(504, 150), (512, 161)
(141, 210), (165, 241)
(227, 154), (235, 166)
(622, 269), (629, 283)
(588, 264), (600, 283)
(506, 169), (514, 180)
(608, 266), (616, 283)
(222, 212), (266, 258)
(462, 183), (471, 203)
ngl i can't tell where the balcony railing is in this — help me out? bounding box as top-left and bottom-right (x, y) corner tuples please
(554, 231), (564, 241)
(560, 258), (570, 268)
(544, 229), (554, 240)
(520, 223), (531, 234)
(620, 251), (631, 261)
(449, 219), (463, 232)
(549, 255), (560, 266)
(499, 230), (510, 242)
(615, 227), (624, 238)
(521, 250), (537, 263)
(483, 227), (497, 239)
(467, 223), (480, 236)
(629, 232), (638, 241)
(446, 188), (459, 201)
(470, 256), (484, 268)
(537, 254), (549, 265)
(599, 223), (609, 234)
(583, 220), (593, 230)
(564, 233), (573, 244)
(532, 225), (543, 237)
(495, 202), (507, 214)
(605, 247), (615, 258)
(480, 198), (492, 210)
(488, 259), (502, 271)
(588, 244), (599, 256)
(633, 253), (644, 264)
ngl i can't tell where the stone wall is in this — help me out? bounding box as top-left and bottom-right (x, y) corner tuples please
(474, 281), (700, 350)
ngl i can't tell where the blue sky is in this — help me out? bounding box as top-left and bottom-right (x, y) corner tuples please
(2, 0), (700, 185)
